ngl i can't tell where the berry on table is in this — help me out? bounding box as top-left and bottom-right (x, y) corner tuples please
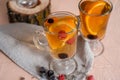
(39, 67), (57, 80)
(47, 70), (54, 77)
(49, 75), (56, 80)
(86, 75), (95, 80)
(58, 74), (65, 80)
(39, 67), (47, 78)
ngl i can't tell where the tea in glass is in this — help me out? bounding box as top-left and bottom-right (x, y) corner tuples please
(79, 0), (112, 40)
(78, 0), (113, 56)
(44, 11), (79, 74)
(44, 15), (78, 59)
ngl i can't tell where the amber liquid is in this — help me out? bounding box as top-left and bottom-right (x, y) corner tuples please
(79, 0), (111, 40)
(44, 16), (77, 59)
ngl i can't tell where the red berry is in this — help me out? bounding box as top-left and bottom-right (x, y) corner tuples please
(66, 37), (75, 45)
(87, 75), (95, 80)
(58, 30), (67, 40)
(58, 74), (65, 80)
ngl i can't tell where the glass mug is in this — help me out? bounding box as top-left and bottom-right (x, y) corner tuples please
(33, 11), (79, 75)
(78, 0), (113, 57)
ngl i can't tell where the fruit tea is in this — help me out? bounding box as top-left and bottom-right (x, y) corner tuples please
(44, 15), (78, 59)
(79, 0), (112, 40)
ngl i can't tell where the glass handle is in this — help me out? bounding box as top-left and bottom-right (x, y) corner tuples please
(76, 15), (81, 35)
(33, 29), (48, 49)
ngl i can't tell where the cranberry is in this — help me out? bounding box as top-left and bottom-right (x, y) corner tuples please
(66, 37), (75, 45)
(58, 74), (65, 80)
(58, 30), (67, 40)
(87, 75), (95, 80)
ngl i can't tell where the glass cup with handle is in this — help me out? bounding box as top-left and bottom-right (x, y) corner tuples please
(33, 11), (80, 75)
(78, 0), (113, 57)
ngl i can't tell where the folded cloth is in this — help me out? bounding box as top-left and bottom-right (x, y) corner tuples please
(0, 23), (94, 80)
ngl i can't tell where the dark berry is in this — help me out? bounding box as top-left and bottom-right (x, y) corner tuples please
(47, 18), (54, 23)
(39, 67), (47, 78)
(49, 75), (56, 80)
(58, 53), (68, 59)
(58, 30), (67, 40)
(87, 34), (97, 39)
(47, 70), (54, 77)
(39, 67), (47, 73)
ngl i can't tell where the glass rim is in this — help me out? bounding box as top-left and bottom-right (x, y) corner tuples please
(78, 0), (113, 16)
(43, 11), (79, 35)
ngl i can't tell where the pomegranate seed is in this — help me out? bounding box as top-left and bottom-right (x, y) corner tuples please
(58, 30), (67, 40)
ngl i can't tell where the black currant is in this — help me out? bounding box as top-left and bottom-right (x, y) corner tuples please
(58, 53), (68, 59)
(39, 67), (47, 78)
(49, 75), (56, 80)
(87, 34), (98, 39)
(47, 70), (54, 77)
(47, 18), (54, 23)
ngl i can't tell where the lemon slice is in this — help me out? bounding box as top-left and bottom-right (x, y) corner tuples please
(85, 1), (107, 35)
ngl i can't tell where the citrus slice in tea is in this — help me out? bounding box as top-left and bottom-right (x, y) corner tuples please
(85, 1), (110, 35)
(46, 16), (76, 49)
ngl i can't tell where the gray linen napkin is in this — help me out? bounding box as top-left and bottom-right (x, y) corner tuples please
(0, 23), (94, 80)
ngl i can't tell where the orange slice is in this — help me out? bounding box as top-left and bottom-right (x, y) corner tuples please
(46, 18), (76, 49)
(85, 1), (107, 35)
